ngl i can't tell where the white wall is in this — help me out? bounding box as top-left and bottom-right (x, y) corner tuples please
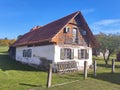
(16, 45), (55, 66)
(16, 44), (92, 70)
(54, 45), (92, 70)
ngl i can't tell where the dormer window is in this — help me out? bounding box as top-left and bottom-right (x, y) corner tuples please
(64, 27), (70, 33)
(81, 30), (87, 35)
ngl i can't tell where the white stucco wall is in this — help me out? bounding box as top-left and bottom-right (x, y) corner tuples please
(54, 45), (92, 70)
(16, 44), (92, 70)
(16, 45), (55, 66)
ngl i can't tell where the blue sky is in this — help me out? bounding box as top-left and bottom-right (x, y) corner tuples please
(0, 0), (120, 39)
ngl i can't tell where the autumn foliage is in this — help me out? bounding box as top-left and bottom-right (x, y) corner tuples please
(0, 38), (16, 46)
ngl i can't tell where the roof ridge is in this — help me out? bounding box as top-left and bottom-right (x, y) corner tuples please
(13, 11), (82, 46)
(51, 11), (80, 40)
(40, 11), (80, 29)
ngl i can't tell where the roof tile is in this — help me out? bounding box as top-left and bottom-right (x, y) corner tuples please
(13, 11), (79, 46)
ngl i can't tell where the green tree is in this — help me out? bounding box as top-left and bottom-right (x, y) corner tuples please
(96, 32), (120, 64)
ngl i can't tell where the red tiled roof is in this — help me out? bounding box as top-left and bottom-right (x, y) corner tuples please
(13, 11), (98, 47)
(13, 11), (79, 46)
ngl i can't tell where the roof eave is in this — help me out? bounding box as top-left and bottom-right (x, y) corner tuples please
(14, 38), (52, 47)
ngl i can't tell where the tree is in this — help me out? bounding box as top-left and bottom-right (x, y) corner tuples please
(17, 35), (23, 39)
(96, 32), (120, 64)
(0, 38), (16, 46)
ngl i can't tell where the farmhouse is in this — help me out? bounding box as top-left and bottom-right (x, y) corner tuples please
(9, 11), (98, 70)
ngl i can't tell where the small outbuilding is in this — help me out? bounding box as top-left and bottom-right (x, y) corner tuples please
(117, 52), (120, 61)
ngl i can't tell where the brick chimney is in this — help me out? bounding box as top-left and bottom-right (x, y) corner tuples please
(30, 26), (42, 31)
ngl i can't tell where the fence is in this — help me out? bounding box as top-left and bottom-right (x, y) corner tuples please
(46, 59), (116, 88)
(46, 61), (90, 88)
(54, 61), (78, 73)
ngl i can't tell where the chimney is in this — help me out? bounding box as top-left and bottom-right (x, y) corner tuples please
(30, 26), (42, 31)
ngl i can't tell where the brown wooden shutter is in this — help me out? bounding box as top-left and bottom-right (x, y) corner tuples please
(78, 49), (81, 59)
(23, 50), (25, 57)
(85, 49), (89, 59)
(71, 49), (74, 59)
(60, 48), (64, 60)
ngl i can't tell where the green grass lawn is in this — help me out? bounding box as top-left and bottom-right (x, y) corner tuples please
(0, 46), (120, 90)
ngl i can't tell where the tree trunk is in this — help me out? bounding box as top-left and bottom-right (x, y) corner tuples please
(105, 50), (114, 65)
(106, 53), (111, 62)
(102, 52), (108, 64)
(105, 60), (108, 65)
(103, 52), (106, 60)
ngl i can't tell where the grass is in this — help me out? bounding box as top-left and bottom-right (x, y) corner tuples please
(0, 47), (47, 90)
(0, 46), (120, 90)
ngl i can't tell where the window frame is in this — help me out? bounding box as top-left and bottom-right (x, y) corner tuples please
(23, 49), (32, 58)
(27, 49), (32, 57)
(60, 48), (74, 60)
(81, 30), (87, 35)
(23, 50), (27, 57)
(64, 27), (70, 33)
(78, 49), (89, 59)
(72, 27), (78, 43)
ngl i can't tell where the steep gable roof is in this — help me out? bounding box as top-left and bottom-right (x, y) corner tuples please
(75, 12), (99, 47)
(13, 11), (98, 47)
(13, 11), (79, 46)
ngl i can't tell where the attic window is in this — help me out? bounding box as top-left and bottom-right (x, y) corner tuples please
(64, 27), (70, 33)
(72, 27), (78, 43)
(81, 30), (87, 35)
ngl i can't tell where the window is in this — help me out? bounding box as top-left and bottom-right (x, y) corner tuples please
(27, 49), (32, 57)
(23, 50), (27, 57)
(72, 28), (78, 43)
(23, 49), (32, 58)
(81, 49), (85, 59)
(64, 27), (69, 33)
(60, 48), (74, 60)
(81, 30), (87, 35)
(78, 49), (89, 59)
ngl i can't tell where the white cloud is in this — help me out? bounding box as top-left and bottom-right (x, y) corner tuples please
(81, 8), (95, 14)
(90, 19), (120, 34)
(93, 19), (120, 26)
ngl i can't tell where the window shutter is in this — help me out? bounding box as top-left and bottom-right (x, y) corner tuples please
(64, 27), (69, 33)
(80, 49), (83, 59)
(60, 48), (64, 60)
(78, 49), (81, 59)
(25, 50), (26, 57)
(71, 49), (74, 59)
(28, 49), (32, 57)
(23, 50), (25, 57)
(87, 50), (89, 59)
(85, 50), (89, 59)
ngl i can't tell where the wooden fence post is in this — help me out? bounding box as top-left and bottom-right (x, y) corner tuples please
(111, 59), (115, 73)
(46, 64), (52, 88)
(84, 61), (88, 80)
(93, 60), (97, 77)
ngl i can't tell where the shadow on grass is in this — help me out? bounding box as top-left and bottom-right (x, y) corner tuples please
(97, 63), (111, 68)
(0, 51), (8, 53)
(0, 53), (41, 71)
(19, 83), (42, 87)
(91, 72), (120, 85)
(54, 72), (83, 81)
(97, 62), (120, 68)
(91, 61), (120, 85)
